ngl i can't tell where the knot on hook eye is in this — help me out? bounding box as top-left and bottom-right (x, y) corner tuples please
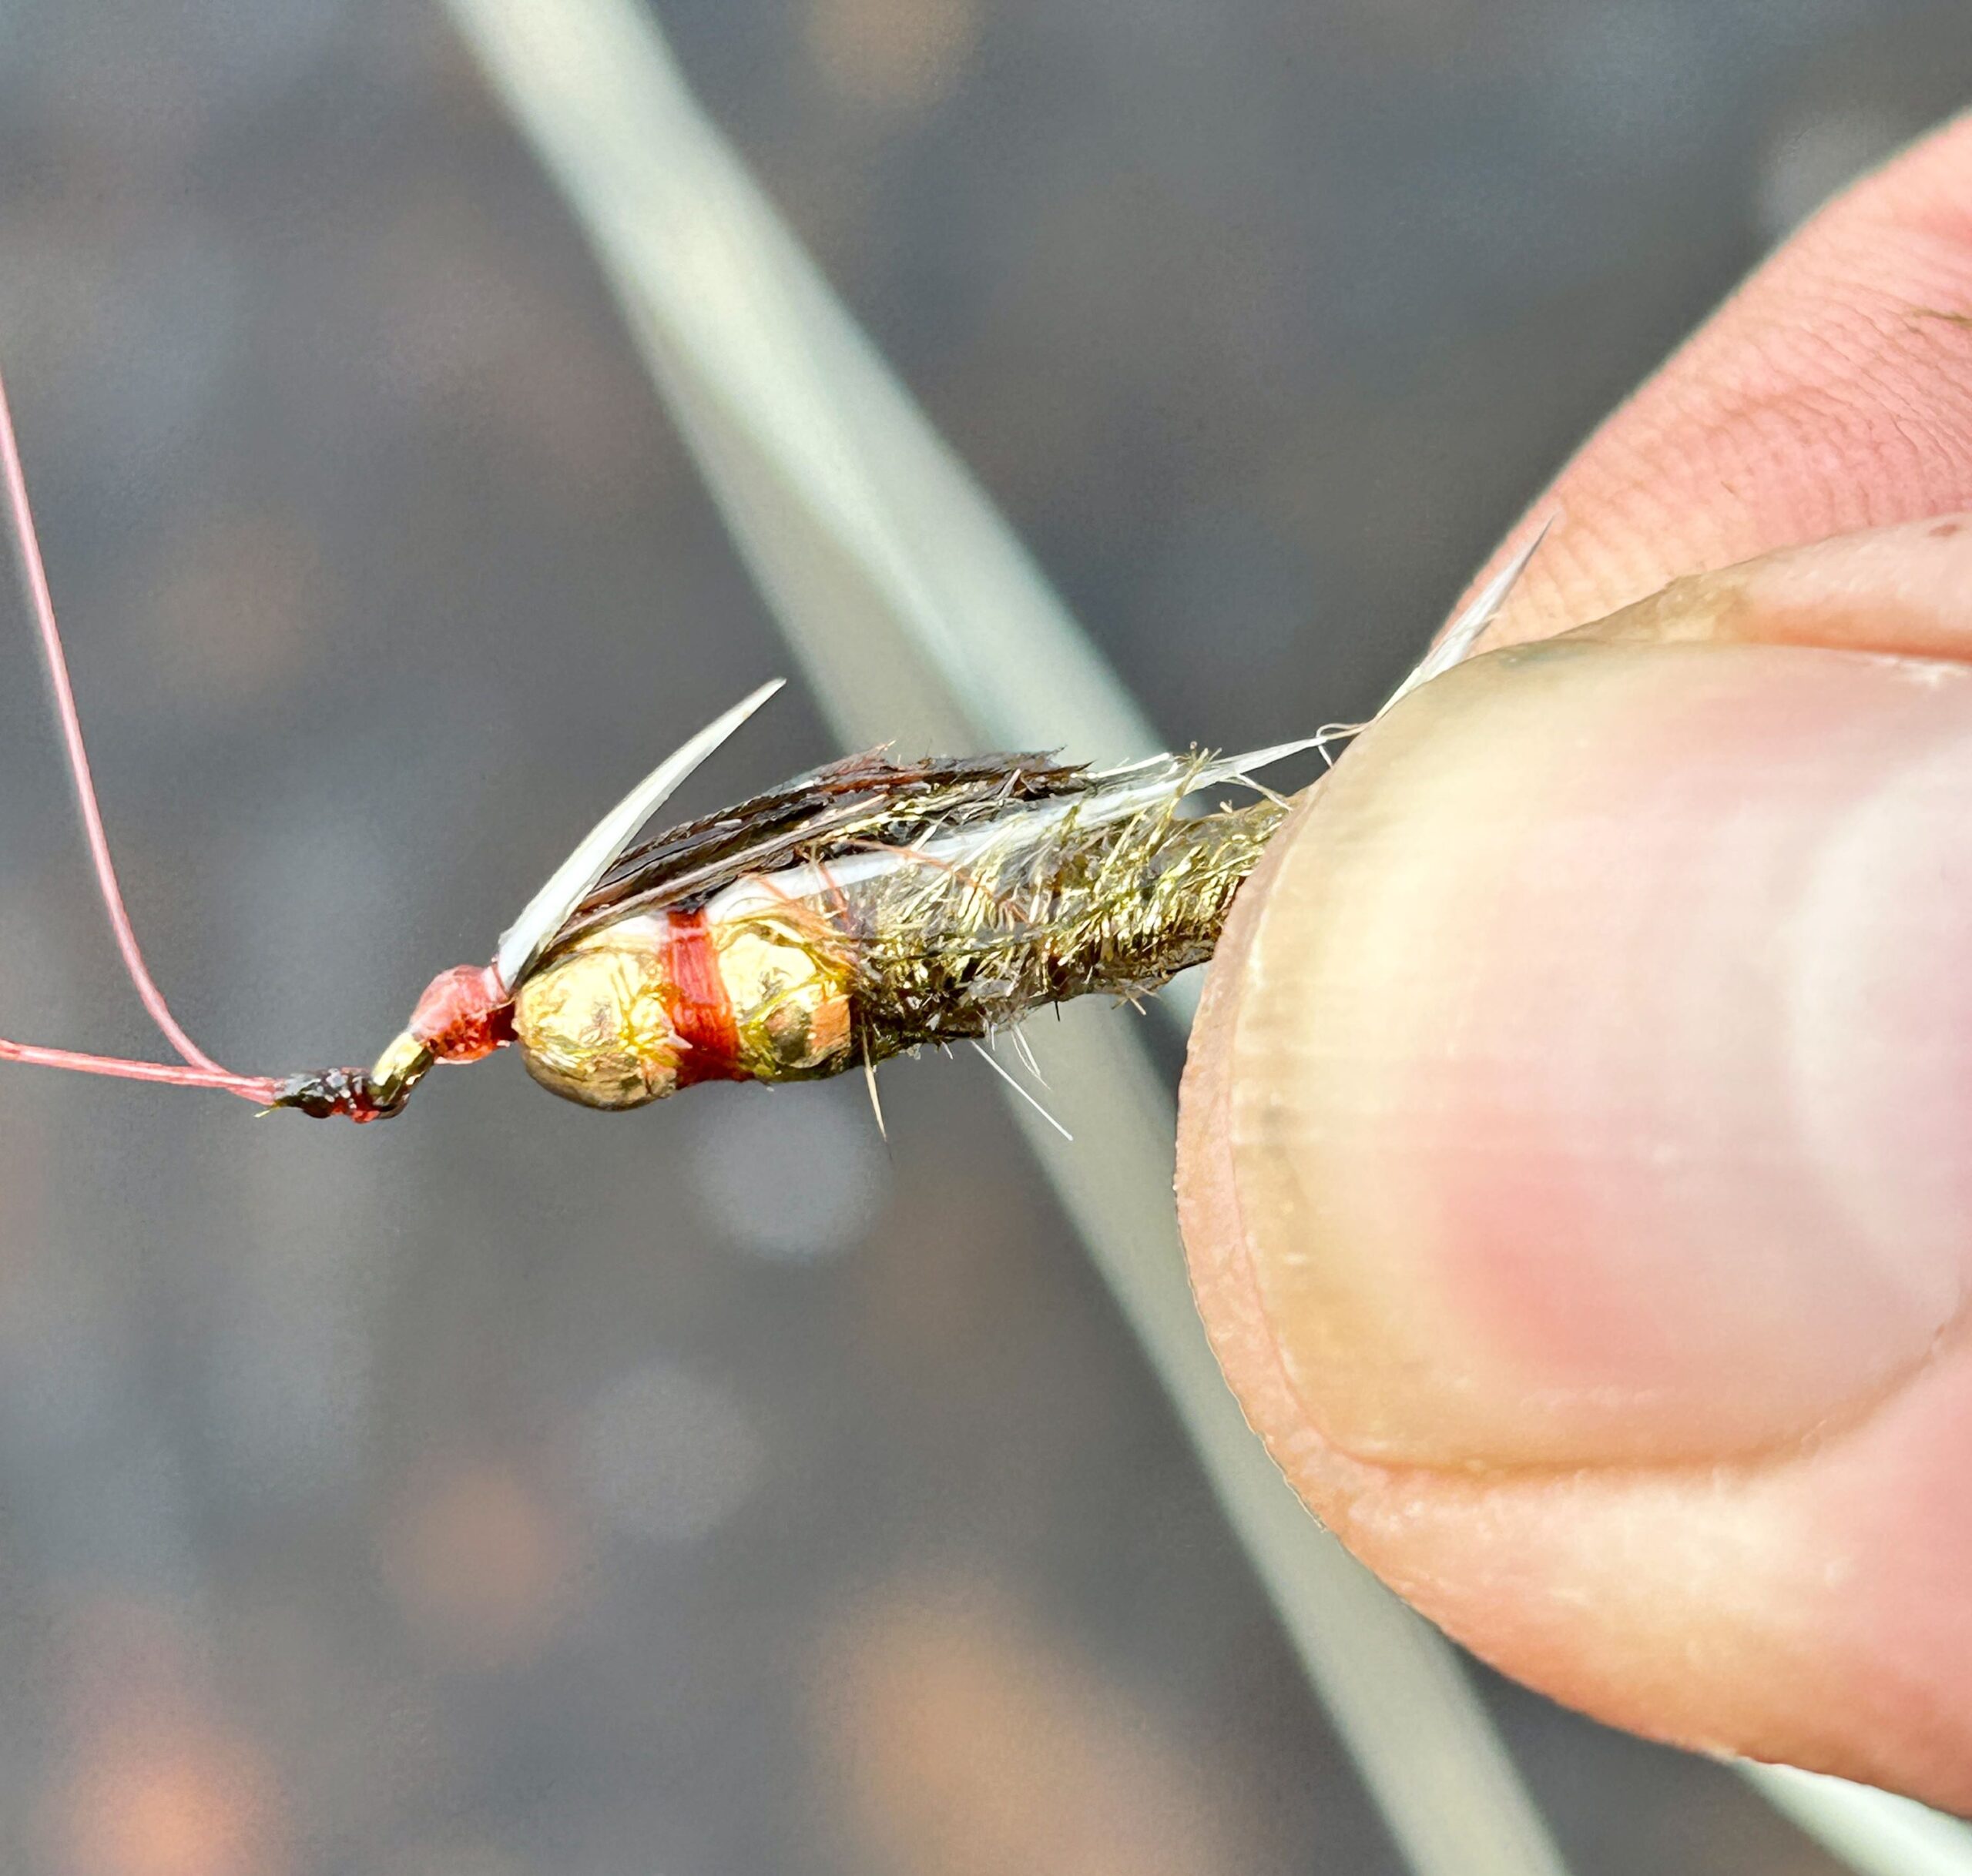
(267, 1067), (405, 1123)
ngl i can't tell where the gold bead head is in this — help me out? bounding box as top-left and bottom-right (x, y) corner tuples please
(512, 926), (683, 1110)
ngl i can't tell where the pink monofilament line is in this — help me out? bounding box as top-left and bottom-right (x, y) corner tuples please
(0, 1039), (278, 1102)
(0, 364), (274, 1104)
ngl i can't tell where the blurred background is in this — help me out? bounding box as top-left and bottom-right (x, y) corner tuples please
(0, 2), (1963, 1871)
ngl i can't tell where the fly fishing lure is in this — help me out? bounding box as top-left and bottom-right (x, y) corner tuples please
(0, 367), (1542, 1127)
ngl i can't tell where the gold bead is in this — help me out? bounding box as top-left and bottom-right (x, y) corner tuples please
(513, 917), (682, 1110)
(712, 916), (854, 1080)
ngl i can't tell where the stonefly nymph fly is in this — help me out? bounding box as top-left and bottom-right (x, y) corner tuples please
(0, 361), (1544, 1126)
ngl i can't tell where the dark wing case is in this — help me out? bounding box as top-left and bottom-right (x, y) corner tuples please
(544, 750), (1090, 956)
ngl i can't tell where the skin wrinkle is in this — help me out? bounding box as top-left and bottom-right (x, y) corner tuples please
(1346, 1377), (1972, 1797)
(1465, 253), (1972, 647)
(1240, 1253), (1972, 1492)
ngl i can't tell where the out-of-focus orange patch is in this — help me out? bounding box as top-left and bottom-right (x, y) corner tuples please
(381, 1459), (576, 1671)
(813, 1578), (1250, 1876)
(58, 1723), (286, 1876)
